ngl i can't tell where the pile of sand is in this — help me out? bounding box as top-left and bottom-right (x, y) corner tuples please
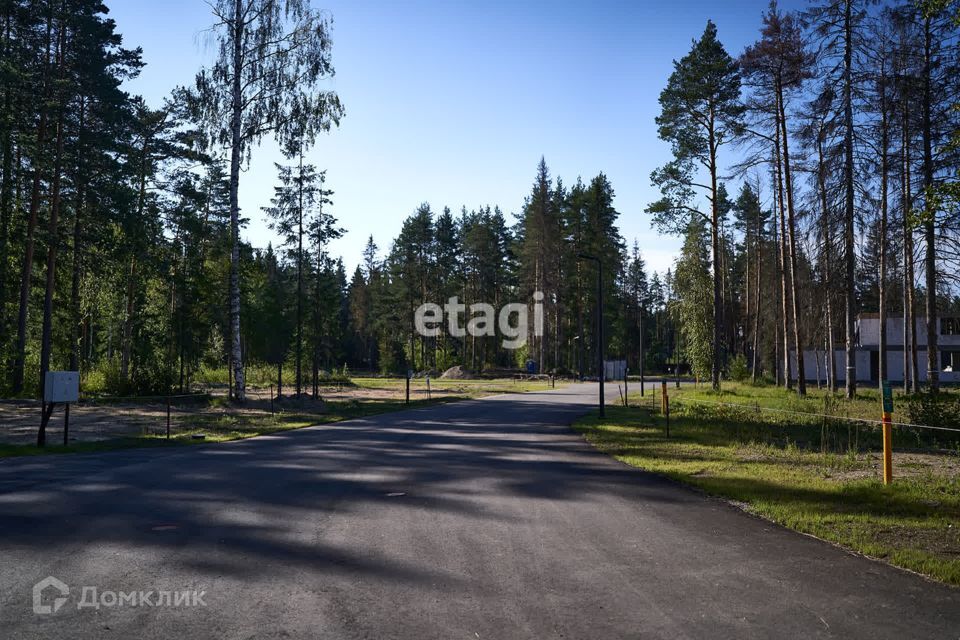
(440, 365), (473, 380)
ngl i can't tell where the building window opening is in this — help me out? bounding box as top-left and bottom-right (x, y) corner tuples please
(942, 318), (958, 336)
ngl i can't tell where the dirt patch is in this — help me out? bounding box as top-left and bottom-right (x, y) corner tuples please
(0, 383), (472, 446)
(441, 365), (473, 380)
(831, 451), (960, 482)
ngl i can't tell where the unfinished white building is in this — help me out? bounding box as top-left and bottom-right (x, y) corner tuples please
(791, 315), (960, 384)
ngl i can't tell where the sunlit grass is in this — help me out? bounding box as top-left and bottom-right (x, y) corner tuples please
(350, 376), (554, 395)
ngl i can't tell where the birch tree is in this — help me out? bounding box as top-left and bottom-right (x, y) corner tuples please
(186, 0), (342, 400)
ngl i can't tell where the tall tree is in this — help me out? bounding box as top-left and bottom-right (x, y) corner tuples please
(517, 158), (559, 372)
(648, 20), (745, 390)
(263, 160), (330, 397)
(186, 0), (342, 400)
(741, 2), (814, 395)
(808, 0), (867, 398)
(673, 213), (714, 382)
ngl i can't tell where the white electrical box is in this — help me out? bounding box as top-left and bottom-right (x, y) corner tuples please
(44, 371), (80, 403)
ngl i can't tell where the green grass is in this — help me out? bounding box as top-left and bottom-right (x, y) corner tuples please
(350, 376), (554, 395)
(574, 403), (960, 587)
(669, 379), (959, 416)
(640, 381), (960, 451)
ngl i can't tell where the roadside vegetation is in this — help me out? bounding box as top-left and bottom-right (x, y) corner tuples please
(575, 382), (960, 586)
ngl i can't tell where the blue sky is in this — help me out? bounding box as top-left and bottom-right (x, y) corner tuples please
(109, 0), (802, 276)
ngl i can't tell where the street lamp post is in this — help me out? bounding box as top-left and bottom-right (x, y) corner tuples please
(578, 253), (604, 417)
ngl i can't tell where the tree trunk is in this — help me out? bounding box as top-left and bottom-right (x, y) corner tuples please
(817, 134), (837, 393)
(314, 222), (323, 399)
(121, 257), (136, 383)
(902, 99), (918, 393)
(842, 0), (857, 398)
(745, 217), (751, 363)
(921, 17), (938, 392)
(777, 85), (806, 395)
(0, 22), (13, 339)
(228, 0), (245, 401)
(38, 23), (67, 445)
(122, 125), (152, 386)
(751, 214), (762, 384)
(709, 115), (721, 391)
(69, 98), (86, 372)
(12, 15), (52, 394)
(878, 73), (889, 388)
(296, 148), (304, 397)
(774, 127), (792, 390)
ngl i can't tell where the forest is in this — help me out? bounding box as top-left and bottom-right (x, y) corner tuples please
(0, 0), (959, 403)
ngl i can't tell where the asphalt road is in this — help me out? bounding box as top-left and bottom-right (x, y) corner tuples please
(0, 384), (957, 639)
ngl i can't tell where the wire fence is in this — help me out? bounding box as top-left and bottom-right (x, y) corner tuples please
(0, 379), (455, 447)
(636, 384), (960, 453)
(662, 395), (960, 434)
(0, 387), (314, 446)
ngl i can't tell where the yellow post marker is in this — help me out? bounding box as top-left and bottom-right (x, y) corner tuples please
(882, 412), (893, 485)
(881, 381), (894, 486)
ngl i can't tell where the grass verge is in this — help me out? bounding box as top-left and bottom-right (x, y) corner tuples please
(574, 404), (960, 587)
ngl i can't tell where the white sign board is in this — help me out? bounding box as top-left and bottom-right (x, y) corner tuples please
(44, 371), (80, 403)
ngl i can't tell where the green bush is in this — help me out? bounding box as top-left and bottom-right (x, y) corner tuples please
(907, 390), (960, 430)
(728, 355), (750, 382)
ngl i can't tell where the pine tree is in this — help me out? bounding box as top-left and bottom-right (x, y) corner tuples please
(648, 20), (744, 390)
(741, 2), (814, 395)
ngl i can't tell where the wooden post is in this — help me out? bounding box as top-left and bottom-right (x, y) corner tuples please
(624, 368), (628, 407)
(882, 412), (893, 485)
(270, 384), (275, 415)
(63, 403), (70, 446)
(882, 381), (894, 485)
(166, 394), (171, 440)
(662, 379), (670, 438)
(665, 391), (670, 438)
(406, 373), (410, 405)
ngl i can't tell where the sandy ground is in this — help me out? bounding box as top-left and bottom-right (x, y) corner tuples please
(0, 382), (479, 446)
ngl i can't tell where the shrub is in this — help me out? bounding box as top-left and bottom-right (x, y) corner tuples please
(907, 390), (960, 430)
(728, 355), (750, 382)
